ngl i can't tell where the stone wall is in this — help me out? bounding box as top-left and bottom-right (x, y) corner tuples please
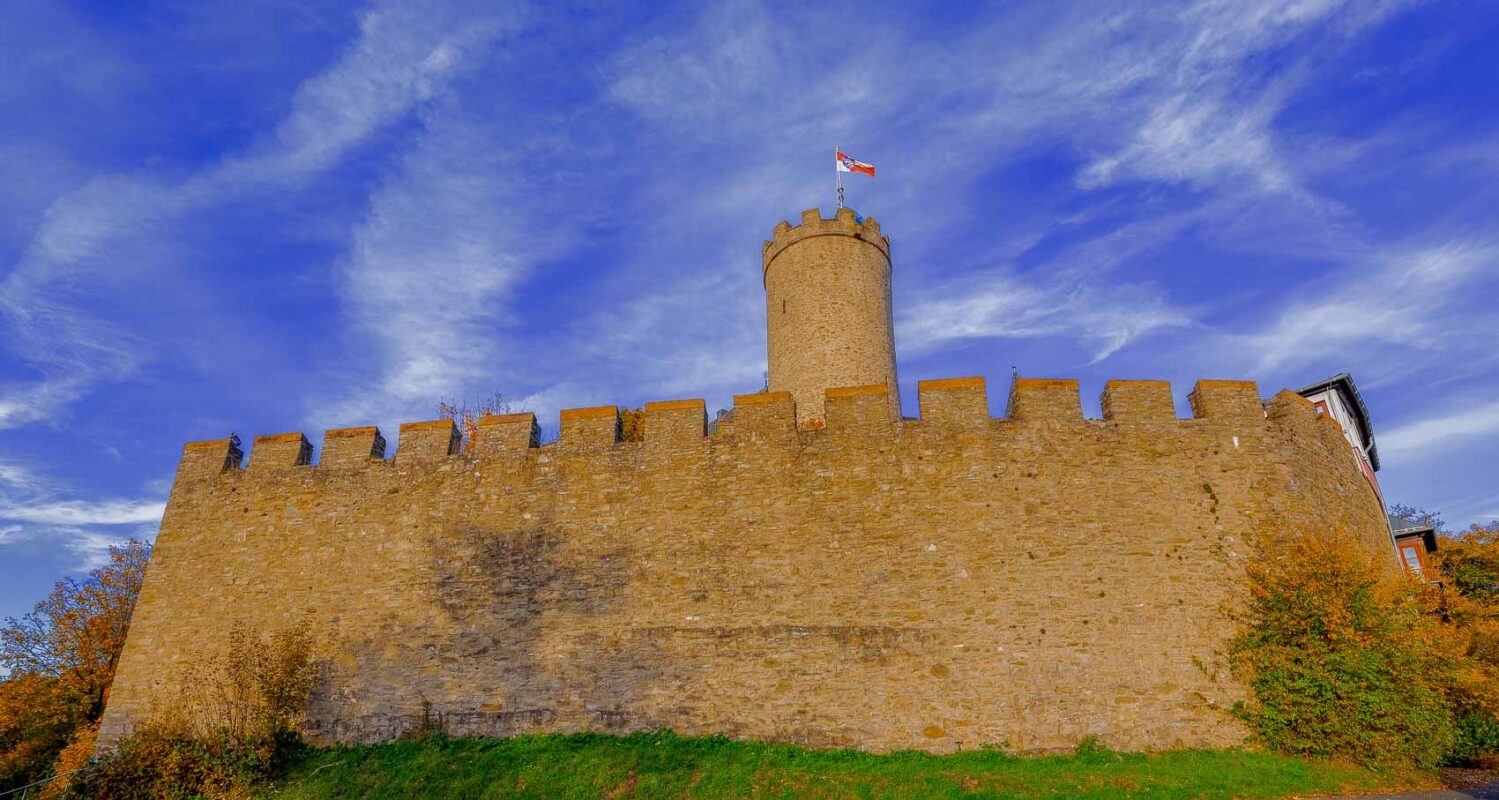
(98, 376), (1392, 754)
(764, 209), (900, 426)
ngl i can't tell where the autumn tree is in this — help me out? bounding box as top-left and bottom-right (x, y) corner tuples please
(1229, 530), (1462, 767)
(1389, 503), (1446, 532)
(1439, 522), (1499, 605)
(1434, 522), (1499, 763)
(437, 393), (516, 455)
(0, 539), (152, 791)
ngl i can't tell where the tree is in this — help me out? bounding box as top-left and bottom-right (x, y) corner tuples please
(0, 539), (152, 791)
(0, 674), (76, 790)
(1229, 530), (1462, 767)
(1439, 523), (1499, 605)
(1433, 522), (1499, 764)
(1389, 503), (1446, 532)
(437, 393), (516, 455)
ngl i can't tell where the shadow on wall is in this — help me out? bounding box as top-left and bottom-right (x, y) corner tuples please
(305, 516), (684, 742)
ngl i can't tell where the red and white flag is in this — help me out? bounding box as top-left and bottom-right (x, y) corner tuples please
(836, 151), (875, 176)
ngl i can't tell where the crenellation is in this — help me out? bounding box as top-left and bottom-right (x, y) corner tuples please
(761, 207), (892, 275)
(176, 438), (242, 481)
(1187, 380), (1264, 421)
(1100, 380), (1175, 422)
(474, 413), (540, 457)
(644, 399), (707, 448)
(825, 384), (895, 436)
(159, 373), (1374, 486)
(250, 432), (312, 470)
(560, 405), (620, 449)
(101, 208), (1397, 759)
(1006, 378), (1083, 422)
(917, 377), (988, 425)
(321, 427), (386, 468)
(726, 391), (797, 443)
(1264, 388), (1318, 423)
(396, 420), (460, 462)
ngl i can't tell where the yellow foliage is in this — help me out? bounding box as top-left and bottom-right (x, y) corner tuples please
(1229, 530), (1496, 767)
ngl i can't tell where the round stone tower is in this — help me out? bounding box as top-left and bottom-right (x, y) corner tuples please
(761, 207), (900, 427)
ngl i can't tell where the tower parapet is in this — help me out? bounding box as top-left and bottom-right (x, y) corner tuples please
(762, 208), (899, 427)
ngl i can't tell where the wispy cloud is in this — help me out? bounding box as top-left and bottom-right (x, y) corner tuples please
(899, 275), (1191, 363)
(0, 0), (523, 431)
(0, 457), (165, 568)
(312, 85), (608, 428)
(1381, 399), (1499, 461)
(0, 499), (166, 527)
(1243, 241), (1497, 374)
(574, 0), (1410, 398)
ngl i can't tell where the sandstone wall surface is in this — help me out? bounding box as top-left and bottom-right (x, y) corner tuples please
(764, 208), (900, 425)
(98, 377), (1391, 754)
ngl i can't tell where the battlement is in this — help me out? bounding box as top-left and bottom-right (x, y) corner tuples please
(761, 207), (890, 278)
(104, 200), (1398, 759)
(171, 375), (1347, 482)
(111, 367), (1390, 757)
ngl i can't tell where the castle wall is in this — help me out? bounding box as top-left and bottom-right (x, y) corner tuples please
(98, 377), (1391, 754)
(764, 209), (900, 426)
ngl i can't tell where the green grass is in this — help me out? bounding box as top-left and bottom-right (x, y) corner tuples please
(259, 731), (1423, 799)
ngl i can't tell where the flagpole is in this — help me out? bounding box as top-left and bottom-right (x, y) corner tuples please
(835, 144), (845, 209)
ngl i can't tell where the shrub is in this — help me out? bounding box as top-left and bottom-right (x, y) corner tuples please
(1229, 531), (1459, 768)
(68, 623), (318, 799)
(1450, 712), (1499, 768)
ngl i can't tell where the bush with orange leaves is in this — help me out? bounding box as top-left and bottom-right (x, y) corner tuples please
(1433, 522), (1499, 765)
(66, 623), (319, 800)
(0, 540), (151, 793)
(1230, 530), (1499, 768)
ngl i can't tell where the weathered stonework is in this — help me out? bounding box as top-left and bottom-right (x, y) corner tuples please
(97, 209), (1394, 756)
(764, 208), (900, 427)
(99, 377), (1391, 754)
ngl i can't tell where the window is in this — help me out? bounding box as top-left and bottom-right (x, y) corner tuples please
(1399, 543), (1424, 576)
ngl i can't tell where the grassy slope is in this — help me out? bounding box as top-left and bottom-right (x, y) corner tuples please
(263, 732), (1420, 800)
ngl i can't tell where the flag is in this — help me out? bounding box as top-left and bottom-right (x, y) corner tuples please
(836, 151), (875, 176)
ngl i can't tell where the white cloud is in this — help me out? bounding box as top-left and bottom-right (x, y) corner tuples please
(1246, 241), (1496, 372)
(0, 0), (523, 430)
(899, 275), (1191, 363)
(0, 459), (36, 491)
(1381, 400), (1499, 461)
(313, 101), (584, 428)
(0, 453), (165, 567)
(1078, 93), (1292, 192)
(0, 499), (166, 527)
(574, 0), (1415, 402)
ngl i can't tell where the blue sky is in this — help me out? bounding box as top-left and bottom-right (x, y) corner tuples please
(1, 0), (1498, 621)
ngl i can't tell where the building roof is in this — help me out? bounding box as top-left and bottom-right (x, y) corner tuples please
(1388, 514), (1435, 535)
(1297, 372), (1380, 472)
